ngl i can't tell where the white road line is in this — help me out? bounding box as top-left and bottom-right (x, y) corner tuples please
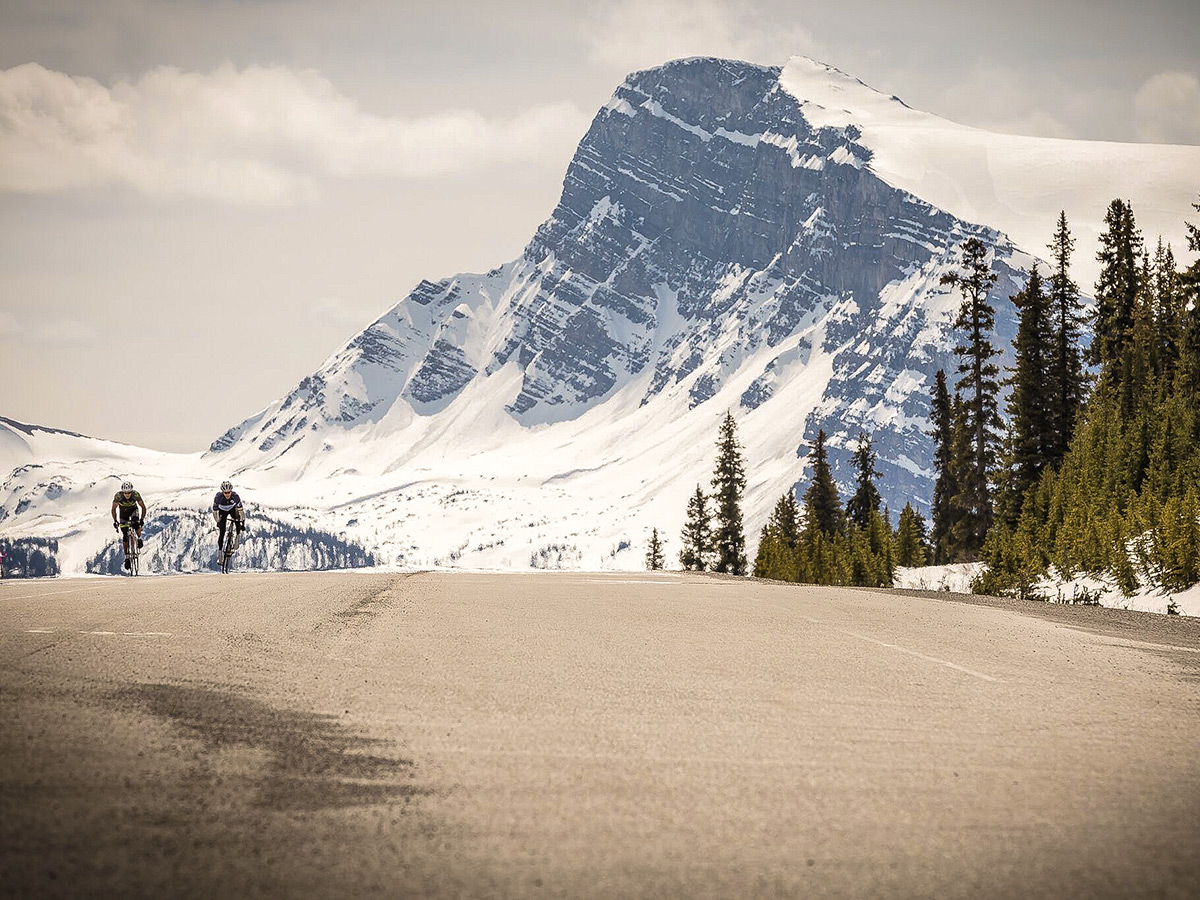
(800, 616), (1003, 683)
(19, 629), (173, 637)
(582, 579), (684, 585)
(1, 587), (105, 601)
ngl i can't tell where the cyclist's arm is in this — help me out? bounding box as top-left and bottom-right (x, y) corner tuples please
(138, 498), (147, 520)
(111, 500), (118, 522)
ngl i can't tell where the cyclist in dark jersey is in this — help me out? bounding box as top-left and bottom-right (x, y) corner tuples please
(111, 481), (147, 570)
(212, 480), (246, 558)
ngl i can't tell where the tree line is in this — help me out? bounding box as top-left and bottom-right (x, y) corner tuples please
(649, 413), (929, 586)
(650, 194), (1200, 600)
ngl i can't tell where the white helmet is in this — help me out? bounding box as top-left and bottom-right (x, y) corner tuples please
(121, 481), (134, 492)
(220, 480), (233, 492)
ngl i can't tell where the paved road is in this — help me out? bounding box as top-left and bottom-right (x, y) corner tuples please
(2, 572), (1198, 899)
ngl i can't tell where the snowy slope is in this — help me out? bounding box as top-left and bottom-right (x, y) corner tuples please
(779, 56), (1199, 290)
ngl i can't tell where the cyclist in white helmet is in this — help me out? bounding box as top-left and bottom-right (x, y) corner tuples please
(111, 481), (147, 570)
(212, 480), (246, 559)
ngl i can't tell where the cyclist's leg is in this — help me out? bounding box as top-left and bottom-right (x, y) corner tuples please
(119, 510), (133, 562)
(217, 512), (228, 555)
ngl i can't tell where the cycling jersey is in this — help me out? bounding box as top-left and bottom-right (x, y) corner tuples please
(113, 491), (143, 510)
(213, 491), (244, 514)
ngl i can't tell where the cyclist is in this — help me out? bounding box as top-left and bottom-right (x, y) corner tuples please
(111, 481), (147, 571)
(212, 480), (246, 560)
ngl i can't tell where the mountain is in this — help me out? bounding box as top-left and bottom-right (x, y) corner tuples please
(203, 56), (1041, 566)
(5, 57), (1199, 574)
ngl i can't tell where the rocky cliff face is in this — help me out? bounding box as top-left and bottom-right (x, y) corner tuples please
(209, 57), (1030, 518)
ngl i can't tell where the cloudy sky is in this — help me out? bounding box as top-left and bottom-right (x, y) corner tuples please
(2, 0), (1198, 451)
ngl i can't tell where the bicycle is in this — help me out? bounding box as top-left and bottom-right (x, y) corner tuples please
(218, 515), (244, 574)
(118, 519), (142, 576)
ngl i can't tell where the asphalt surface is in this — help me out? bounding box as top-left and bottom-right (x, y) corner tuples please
(1, 571), (1198, 899)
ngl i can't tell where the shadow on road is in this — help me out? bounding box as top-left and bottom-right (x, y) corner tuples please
(117, 682), (425, 812)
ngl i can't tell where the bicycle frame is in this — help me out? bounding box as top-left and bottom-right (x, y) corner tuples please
(219, 512), (242, 574)
(120, 519), (140, 576)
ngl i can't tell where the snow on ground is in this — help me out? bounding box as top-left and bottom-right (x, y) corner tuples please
(893, 563), (984, 594)
(895, 564), (1200, 617)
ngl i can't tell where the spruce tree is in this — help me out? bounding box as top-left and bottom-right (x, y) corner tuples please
(1046, 211), (1086, 465)
(802, 429), (845, 537)
(646, 528), (665, 570)
(754, 491), (801, 581)
(1179, 195), (1200, 402)
(1150, 239), (1183, 389)
(1092, 199), (1144, 410)
(928, 369), (958, 564)
(895, 502), (929, 568)
(946, 391), (976, 560)
(1004, 265), (1055, 520)
(679, 485), (712, 571)
(846, 432), (882, 529)
(940, 237), (1002, 557)
(710, 412), (748, 575)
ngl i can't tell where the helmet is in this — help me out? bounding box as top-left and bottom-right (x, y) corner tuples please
(121, 481), (134, 492)
(220, 481), (233, 492)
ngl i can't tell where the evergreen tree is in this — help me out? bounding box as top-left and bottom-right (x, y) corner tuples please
(928, 369), (958, 564)
(846, 432), (882, 529)
(946, 391), (977, 560)
(679, 485), (712, 571)
(1179, 195), (1200, 401)
(940, 237), (1002, 557)
(1151, 239), (1183, 388)
(802, 429), (845, 537)
(1092, 200), (1145, 412)
(710, 411), (748, 575)
(645, 528), (665, 570)
(895, 502), (929, 568)
(1003, 265), (1055, 521)
(753, 491), (801, 581)
(1046, 211), (1086, 464)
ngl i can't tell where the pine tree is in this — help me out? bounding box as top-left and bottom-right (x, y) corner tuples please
(946, 391), (977, 560)
(1004, 265), (1055, 521)
(802, 429), (845, 537)
(1046, 211), (1087, 465)
(679, 485), (712, 571)
(711, 412), (748, 575)
(940, 237), (1002, 557)
(1179, 195), (1200, 402)
(1151, 239), (1183, 388)
(928, 369), (958, 564)
(754, 491), (801, 581)
(1092, 199), (1145, 412)
(846, 432), (882, 529)
(646, 528), (665, 570)
(895, 502), (929, 567)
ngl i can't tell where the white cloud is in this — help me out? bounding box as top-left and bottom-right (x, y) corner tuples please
(932, 64), (1079, 139)
(0, 62), (591, 204)
(311, 296), (369, 330)
(1135, 72), (1200, 145)
(586, 0), (820, 72)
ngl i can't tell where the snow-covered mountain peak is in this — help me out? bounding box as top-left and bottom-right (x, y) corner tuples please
(779, 56), (918, 123)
